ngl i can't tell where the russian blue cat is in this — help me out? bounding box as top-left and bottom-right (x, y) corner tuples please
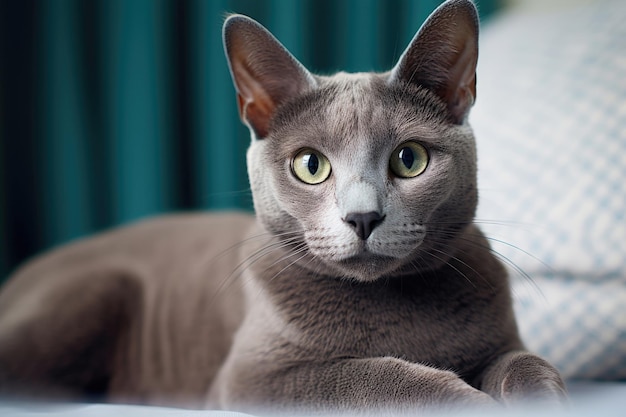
(0, 0), (565, 414)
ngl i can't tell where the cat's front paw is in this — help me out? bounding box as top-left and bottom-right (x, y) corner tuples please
(498, 353), (567, 407)
(436, 370), (498, 410)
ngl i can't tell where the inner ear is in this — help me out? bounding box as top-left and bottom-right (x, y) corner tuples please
(389, 0), (479, 124)
(223, 15), (316, 139)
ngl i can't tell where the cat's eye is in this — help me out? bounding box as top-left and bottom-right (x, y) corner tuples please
(291, 149), (332, 184)
(389, 142), (429, 178)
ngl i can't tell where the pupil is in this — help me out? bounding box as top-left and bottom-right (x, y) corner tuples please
(400, 147), (414, 169)
(306, 154), (319, 175)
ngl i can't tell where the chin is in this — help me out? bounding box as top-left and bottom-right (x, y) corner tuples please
(334, 253), (406, 283)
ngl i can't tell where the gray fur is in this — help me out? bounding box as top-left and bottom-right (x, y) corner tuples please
(0, 0), (565, 414)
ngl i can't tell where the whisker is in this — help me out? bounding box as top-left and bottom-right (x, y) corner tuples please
(420, 249), (477, 288)
(207, 235), (303, 305)
(264, 242), (309, 276)
(248, 244), (311, 305)
(487, 248), (545, 300)
(423, 219), (539, 229)
(233, 237), (302, 280)
(205, 242), (280, 305)
(481, 236), (555, 274)
(434, 233), (545, 299)
(420, 227), (545, 299)
(267, 248), (310, 284)
(210, 230), (301, 263)
(428, 246), (494, 290)
(423, 219), (552, 274)
(408, 259), (429, 286)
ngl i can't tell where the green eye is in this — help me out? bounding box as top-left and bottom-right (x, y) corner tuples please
(292, 149), (332, 184)
(389, 142), (429, 178)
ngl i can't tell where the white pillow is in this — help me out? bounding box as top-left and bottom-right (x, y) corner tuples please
(471, 0), (626, 379)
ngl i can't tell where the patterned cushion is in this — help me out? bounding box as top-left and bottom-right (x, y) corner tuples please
(471, 0), (626, 379)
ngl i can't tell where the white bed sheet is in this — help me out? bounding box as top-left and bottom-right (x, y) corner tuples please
(1, 382), (624, 417)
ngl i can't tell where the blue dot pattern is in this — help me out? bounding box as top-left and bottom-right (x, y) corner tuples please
(470, 0), (626, 379)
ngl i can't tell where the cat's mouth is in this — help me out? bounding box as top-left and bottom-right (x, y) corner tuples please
(310, 240), (420, 281)
(303, 224), (426, 281)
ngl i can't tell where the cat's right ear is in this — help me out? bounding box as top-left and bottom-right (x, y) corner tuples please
(223, 15), (317, 139)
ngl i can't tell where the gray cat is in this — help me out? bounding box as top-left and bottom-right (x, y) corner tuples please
(0, 0), (566, 414)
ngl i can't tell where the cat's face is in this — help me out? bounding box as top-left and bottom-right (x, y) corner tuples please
(224, 0), (479, 281)
(248, 73), (477, 281)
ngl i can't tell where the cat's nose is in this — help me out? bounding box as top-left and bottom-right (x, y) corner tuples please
(344, 212), (384, 240)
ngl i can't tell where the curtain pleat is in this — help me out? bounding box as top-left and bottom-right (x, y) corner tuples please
(0, 0), (499, 281)
(41, 0), (92, 245)
(103, 0), (175, 223)
(191, 0), (250, 210)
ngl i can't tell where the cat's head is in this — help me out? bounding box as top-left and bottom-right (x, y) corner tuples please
(223, 0), (479, 282)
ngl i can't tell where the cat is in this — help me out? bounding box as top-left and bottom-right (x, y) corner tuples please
(0, 0), (566, 414)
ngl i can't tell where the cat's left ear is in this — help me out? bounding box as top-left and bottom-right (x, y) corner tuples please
(390, 0), (479, 124)
(223, 14), (317, 139)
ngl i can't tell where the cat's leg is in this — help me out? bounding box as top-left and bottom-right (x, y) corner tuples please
(212, 356), (495, 414)
(477, 350), (567, 406)
(0, 267), (141, 401)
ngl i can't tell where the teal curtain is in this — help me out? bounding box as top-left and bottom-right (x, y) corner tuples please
(0, 0), (499, 281)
